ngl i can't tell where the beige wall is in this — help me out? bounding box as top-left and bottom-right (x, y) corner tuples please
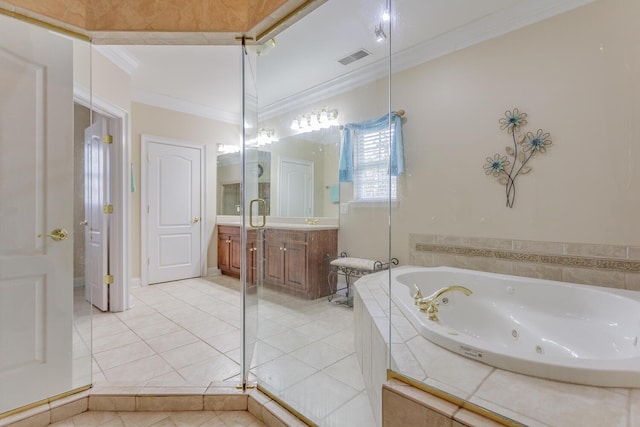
(333, 0), (640, 264)
(130, 102), (240, 278)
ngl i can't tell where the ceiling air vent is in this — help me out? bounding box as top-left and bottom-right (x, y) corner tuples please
(338, 49), (371, 66)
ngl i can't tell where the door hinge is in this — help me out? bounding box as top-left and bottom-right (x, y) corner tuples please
(104, 204), (114, 214)
(103, 274), (114, 285)
(103, 134), (113, 144)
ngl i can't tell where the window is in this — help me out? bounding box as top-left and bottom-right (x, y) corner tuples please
(353, 127), (397, 201)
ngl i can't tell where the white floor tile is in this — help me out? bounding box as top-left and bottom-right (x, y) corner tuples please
(88, 277), (375, 426)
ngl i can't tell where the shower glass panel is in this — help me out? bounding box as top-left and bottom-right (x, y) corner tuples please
(388, 0), (640, 425)
(0, 14), (92, 414)
(250, 1), (392, 425)
(242, 40), (260, 386)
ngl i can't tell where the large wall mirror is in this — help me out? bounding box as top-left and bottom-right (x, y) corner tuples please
(216, 126), (340, 218)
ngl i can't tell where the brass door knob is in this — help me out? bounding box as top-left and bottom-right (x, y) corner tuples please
(193, 216), (200, 223)
(80, 220), (88, 226)
(38, 228), (68, 241)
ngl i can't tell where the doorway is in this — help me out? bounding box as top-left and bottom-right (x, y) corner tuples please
(73, 93), (130, 312)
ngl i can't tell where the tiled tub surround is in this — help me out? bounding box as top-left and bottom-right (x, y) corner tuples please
(354, 269), (640, 427)
(0, 384), (306, 427)
(409, 234), (640, 291)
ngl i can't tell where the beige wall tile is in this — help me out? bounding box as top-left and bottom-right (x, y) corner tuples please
(512, 240), (564, 255)
(88, 395), (135, 411)
(203, 395), (248, 411)
(453, 408), (506, 427)
(0, 405), (50, 427)
(565, 243), (627, 258)
(629, 247), (640, 260)
(511, 262), (563, 281)
(262, 401), (307, 427)
(561, 268), (626, 288)
(49, 397), (87, 424)
(135, 395), (203, 411)
(0, 411), (50, 427)
(383, 388), (453, 427)
(383, 383), (458, 418)
(467, 237), (512, 250)
(626, 272), (640, 291)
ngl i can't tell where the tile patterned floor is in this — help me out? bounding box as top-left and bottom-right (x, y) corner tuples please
(49, 410), (265, 426)
(89, 276), (375, 426)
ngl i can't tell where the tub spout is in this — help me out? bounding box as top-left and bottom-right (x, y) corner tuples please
(413, 284), (424, 305)
(417, 285), (472, 321)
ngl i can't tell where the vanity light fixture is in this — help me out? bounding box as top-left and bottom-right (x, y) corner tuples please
(256, 128), (278, 146)
(290, 109), (339, 134)
(218, 144), (240, 154)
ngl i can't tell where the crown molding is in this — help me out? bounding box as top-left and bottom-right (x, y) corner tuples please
(132, 88), (242, 125)
(259, 0), (594, 120)
(93, 45), (139, 75)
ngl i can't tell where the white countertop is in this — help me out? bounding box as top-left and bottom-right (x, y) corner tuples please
(216, 215), (339, 230)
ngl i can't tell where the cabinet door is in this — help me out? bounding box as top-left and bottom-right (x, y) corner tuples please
(284, 240), (307, 291)
(218, 234), (231, 272)
(264, 238), (285, 283)
(230, 234), (242, 276)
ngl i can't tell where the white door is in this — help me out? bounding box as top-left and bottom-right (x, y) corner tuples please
(84, 118), (110, 311)
(144, 138), (203, 284)
(0, 18), (74, 413)
(279, 158), (313, 217)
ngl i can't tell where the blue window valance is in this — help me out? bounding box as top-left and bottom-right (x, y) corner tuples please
(338, 111), (405, 183)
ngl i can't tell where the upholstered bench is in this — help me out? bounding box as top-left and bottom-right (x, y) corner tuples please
(327, 252), (398, 306)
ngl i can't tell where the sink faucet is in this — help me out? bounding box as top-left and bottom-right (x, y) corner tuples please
(414, 285), (472, 321)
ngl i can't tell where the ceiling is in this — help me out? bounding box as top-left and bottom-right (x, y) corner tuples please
(103, 0), (592, 125)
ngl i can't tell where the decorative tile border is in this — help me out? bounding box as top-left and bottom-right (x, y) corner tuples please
(415, 244), (640, 273)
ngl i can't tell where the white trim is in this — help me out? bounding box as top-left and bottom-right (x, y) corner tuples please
(74, 84), (131, 313)
(258, 0), (594, 120)
(141, 135), (207, 286)
(133, 89), (241, 125)
(93, 45), (139, 75)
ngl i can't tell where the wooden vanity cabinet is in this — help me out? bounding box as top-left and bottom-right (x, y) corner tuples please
(218, 225), (337, 299)
(264, 228), (337, 299)
(218, 225), (258, 284)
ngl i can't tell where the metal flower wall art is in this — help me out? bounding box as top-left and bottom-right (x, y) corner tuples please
(484, 108), (552, 208)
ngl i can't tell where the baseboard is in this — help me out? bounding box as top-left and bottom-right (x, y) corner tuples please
(207, 268), (221, 276)
(130, 277), (141, 288)
(73, 277), (84, 288)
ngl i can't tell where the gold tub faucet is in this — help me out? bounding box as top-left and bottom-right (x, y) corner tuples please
(415, 285), (472, 321)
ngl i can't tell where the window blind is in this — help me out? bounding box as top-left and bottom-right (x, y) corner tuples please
(353, 128), (397, 201)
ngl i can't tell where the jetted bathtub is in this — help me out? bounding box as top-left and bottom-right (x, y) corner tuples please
(390, 266), (640, 387)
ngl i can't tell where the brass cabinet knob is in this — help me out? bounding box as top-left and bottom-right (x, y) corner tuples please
(38, 228), (68, 241)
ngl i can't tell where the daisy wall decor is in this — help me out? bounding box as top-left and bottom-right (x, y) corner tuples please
(484, 108), (552, 208)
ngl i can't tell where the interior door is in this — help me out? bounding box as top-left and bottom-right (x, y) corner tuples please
(84, 117), (110, 311)
(0, 17), (74, 413)
(145, 139), (203, 284)
(278, 158), (313, 217)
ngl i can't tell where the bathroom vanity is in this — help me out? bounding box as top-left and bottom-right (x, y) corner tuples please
(217, 224), (338, 299)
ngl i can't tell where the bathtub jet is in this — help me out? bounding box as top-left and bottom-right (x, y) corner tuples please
(390, 266), (640, 388)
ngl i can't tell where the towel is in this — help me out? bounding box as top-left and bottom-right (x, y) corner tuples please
(329, 184), (339, 203)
